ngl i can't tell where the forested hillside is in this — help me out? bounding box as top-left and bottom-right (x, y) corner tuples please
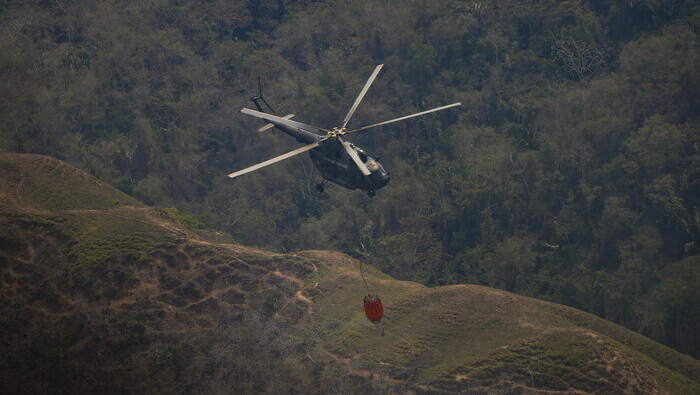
(1, 0), (698, 359)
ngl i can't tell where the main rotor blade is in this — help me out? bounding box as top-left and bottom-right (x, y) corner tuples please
(228, 141), (320, 179)
(340, 64), (383, 129)
(241, 108), (329, 135)
(346, 102), (462, 134)
(340, 138), (371, 176)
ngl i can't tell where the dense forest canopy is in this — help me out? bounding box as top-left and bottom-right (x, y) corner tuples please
(1, 0), (698, 357)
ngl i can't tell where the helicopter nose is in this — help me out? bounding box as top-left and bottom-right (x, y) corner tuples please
(381, 170), (390, 185)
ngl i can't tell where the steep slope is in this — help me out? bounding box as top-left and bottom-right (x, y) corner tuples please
(0, 153), (698, 394)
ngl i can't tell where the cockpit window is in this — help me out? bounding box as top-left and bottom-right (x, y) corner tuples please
(365, 158), (379, 171)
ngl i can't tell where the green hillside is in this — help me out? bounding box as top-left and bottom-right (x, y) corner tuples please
(1, 153), (698, 393)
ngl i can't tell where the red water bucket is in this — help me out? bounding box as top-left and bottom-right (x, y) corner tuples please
(363, 295), (383, 323)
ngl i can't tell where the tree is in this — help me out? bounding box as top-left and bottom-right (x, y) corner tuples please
(551, 31), (606, 82)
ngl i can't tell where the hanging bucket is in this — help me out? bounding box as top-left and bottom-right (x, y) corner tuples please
(363, 295), (384, 323)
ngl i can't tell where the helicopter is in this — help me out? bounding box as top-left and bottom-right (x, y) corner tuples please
(228, 64), (461, 197)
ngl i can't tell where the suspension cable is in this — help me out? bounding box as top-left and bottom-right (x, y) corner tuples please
(358, 258), (371, 295)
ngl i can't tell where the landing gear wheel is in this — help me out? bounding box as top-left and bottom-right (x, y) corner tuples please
(368, 190), (376, 198)
(316, 183), (325, 193)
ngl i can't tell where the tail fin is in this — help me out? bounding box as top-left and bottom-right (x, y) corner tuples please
(251, 77), (275, 113)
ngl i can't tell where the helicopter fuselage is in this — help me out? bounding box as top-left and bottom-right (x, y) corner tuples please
(309, 139), (389, 191)
(262, 117), (390, 192)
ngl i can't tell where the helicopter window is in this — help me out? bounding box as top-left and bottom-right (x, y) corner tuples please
(365, 158), (379, 171)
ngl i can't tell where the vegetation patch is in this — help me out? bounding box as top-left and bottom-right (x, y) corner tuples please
(65, 213), (170, 268)
(166, 207), (201, 230)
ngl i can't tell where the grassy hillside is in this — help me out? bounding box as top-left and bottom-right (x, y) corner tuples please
(0, 153), (327, 393)
(1, 152), (698, 393)
(299, 250), (699, 393)
(0, 154), (141, 211)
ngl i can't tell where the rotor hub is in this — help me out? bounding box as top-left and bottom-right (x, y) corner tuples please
(329, 127), (347, 138)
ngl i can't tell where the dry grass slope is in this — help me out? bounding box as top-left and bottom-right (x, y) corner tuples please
(0, 154), (326, 393)
(0, 153), (697, 394)
(294, 250), (700, 394)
